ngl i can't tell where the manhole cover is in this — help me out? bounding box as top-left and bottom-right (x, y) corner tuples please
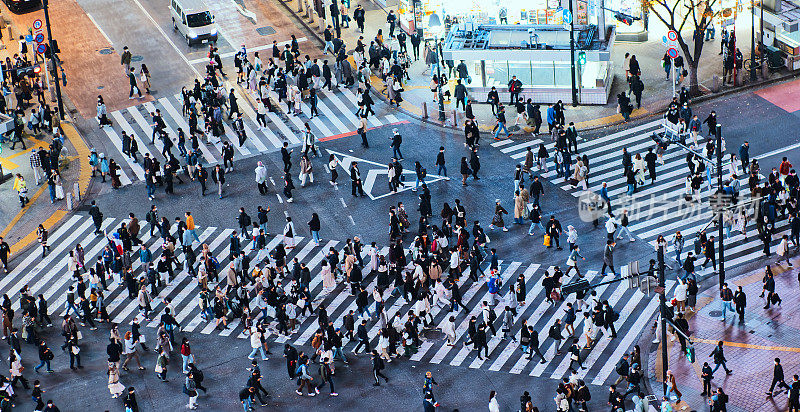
(421, 330), (444, 340)
(256, 26), (276, 36)
(97, 85), (104, 90)
(98, 48), (113, 55)
(709, 310), (722, 317)
(131, 55), (144, 62)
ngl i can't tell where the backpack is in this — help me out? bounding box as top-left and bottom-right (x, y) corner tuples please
(242, 214), (252, 227)
(420, 167), (427, 179)
(611, 310), (620, 322)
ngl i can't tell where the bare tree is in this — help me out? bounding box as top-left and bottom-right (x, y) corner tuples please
(645, 0), (719, 95)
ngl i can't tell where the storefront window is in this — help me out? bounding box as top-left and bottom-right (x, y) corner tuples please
(508, 61), (533, 86)
(484, 60), (509, 87)
(553, 62), (573, 88)
(532, 61), (556, 87)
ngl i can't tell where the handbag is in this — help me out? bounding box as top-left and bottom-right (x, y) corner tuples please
(76, 331), (83, 340)
(550, 289), (561, 301)
(71, 346), (80, 355)
(543, 234), (551, 247)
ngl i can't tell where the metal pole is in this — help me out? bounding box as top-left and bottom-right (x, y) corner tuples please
(760, 4), (764, 71)
(569, 0), (578, 106)
(42, 0), (64, 119)
(750, 0), (756, 81)
(671, 57), (675, 97)
(437, 40), (445, 121)
(658, 247), (668, 396)
(717, 124), (725, 285)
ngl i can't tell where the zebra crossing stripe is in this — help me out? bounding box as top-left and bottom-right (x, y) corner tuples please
(592, 282), (674, 385)
(101, 126), (142, 182)
(9, 219), (97, 309)
(447, 262), (520, 366)
(529, 273), (611, 377)
(174, 229), (234, 325)
(500, 140), (543, 154)
(319, 89), (360, 128)
(2, 215), (82, 280)
(548, 275), (629, 379)
(469, 263), (540, 369)
(487, 264), (551, 372)
(109, 110), (157, 160)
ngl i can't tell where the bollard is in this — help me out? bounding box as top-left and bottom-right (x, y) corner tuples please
(65, 191), (73, 210)
(711, 75), (721, 93)
(296, 0), (303, 13)
(452, 109), (458, 126)
(73, 182), (80, 201)
(422, 101), (428, 119)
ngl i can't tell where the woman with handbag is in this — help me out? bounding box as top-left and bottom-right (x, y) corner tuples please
(108, 362), (125, 398)
(155, 349), (169, 382)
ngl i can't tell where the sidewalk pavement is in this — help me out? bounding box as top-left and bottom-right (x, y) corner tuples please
(1, 121), (91, 259)
(646, 252), (800, 412)
(286, 0), (791, 134)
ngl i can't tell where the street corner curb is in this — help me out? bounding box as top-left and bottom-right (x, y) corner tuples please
(61, 121), (93, 201)
(0, 121), (93, 257)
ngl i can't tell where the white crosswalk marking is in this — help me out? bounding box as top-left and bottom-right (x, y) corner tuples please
(497, 118), (779, 281)
(98, 88), (401, 187)
(2, 215), (670, 384)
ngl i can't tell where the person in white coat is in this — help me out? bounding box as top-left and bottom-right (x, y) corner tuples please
(247, 327), (268, 360)
(441, 315), (456, 346)
(321, 260), (336, 294)
(255, 161), (268, 195)
(488, 390), (500, 412)
(673, 279), (687, 313)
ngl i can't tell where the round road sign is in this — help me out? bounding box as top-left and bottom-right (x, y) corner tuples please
(34, 33), (44, 44)
(667, 30), (678, 42)
(32, 19), (42, 30)
(667, 46), (679, 59)
(36, 44), (47, 55)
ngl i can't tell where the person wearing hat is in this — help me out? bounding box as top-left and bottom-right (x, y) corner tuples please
(390, 128), (403, 160)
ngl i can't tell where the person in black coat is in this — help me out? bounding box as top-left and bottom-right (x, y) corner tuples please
(372, 350), (388, 385)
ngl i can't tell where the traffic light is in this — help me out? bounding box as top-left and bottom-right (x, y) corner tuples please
(685, 345), (695, 363)
(578, 51), (586, 65)
(614, 12), (638, 25)
(561, 278), (590, 295)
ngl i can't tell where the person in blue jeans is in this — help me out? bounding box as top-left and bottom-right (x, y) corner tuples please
(719, 283), (735, 322)
(493, 105), (509, 140)
(34, 340), (53, 372)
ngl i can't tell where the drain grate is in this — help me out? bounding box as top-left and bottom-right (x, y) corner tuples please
(131, 55), (144, 62)
(256, 26), (276, 36)
(98, 48), (113, 55)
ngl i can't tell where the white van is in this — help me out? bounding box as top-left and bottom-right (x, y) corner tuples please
(170, 0), (218, 46)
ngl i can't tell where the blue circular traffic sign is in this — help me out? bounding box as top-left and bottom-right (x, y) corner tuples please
(32, 19), (42, 30)
(34, 33), (44, 44)
(36, 44), (47, 55)
(667, 47), (679, 59)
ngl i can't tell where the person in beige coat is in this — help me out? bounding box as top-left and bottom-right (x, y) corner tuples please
(226, 262), (239, 288)
(514, 191), (526, 224)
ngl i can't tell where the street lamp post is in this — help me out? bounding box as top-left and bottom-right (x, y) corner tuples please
(717, 124), (725, 285)
(436, 40), (445, 121)
(43, 0), (64, 119)
(750, 0), (757, 81)
(569, 0), (578, 107)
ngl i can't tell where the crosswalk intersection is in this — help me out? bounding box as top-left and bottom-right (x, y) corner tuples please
(98, 84), (402, 187)
(493, 120), (778, 277)
(5, 214), (666, 384)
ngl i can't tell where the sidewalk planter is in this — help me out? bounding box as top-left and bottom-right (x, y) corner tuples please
(442, 24), (615, 104)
